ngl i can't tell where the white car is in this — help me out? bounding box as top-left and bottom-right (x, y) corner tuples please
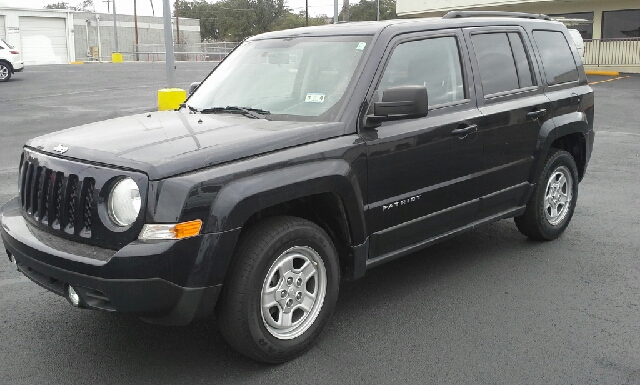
(0, 38), (24, 82)
(567, 29), (585, 63)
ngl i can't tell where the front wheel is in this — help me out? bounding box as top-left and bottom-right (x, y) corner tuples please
(0, 63), (11, 82)
(216, 216), (340, 363)
(515, 149), (579, 240)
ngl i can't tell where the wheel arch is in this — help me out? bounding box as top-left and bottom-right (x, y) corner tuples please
(530, 112), (590, 184)
(0, 59), (13, 73)
(206, 160), (368, 284)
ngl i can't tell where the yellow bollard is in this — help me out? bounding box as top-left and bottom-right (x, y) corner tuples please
(157, 88), (187, 111)
(112, 52), (123, 63)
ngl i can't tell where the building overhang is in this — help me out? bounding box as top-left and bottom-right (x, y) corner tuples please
(397, 0), (614, 17)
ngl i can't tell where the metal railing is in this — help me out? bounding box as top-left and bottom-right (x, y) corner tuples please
(584, 38), (640, 66)
(117, 42), (239, 62)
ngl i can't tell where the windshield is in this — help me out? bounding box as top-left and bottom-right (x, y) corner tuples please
(187, 35), (373, 121)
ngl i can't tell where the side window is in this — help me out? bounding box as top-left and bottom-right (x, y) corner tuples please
(508, 33), (534, 88)
(533, 30), (579, 85)
(471, 33), (520, 96)
(377, 36), (465, 108)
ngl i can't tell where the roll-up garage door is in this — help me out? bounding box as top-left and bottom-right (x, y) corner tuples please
(20, 16), (68, 64)
(0, 16), (6, 40)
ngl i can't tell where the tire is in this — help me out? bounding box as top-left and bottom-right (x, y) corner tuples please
(216, 216), (340, 363)
(0, 62), (11, 82)
(515, 149), (579, 241)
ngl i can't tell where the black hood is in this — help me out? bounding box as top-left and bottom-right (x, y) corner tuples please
(27, 111), (346, 180)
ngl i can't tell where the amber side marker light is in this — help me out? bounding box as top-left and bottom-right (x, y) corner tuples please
(139, 220), (203, 240)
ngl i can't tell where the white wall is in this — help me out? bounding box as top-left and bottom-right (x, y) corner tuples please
(396, 0), (640, 39)
(0, 7), (75, 64)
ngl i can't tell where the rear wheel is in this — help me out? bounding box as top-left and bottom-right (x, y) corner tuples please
(0, 62), (11, 82)
(515, 149), (579, 240)
(216, 216), (340, 363)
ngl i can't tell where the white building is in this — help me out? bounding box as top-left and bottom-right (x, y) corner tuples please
(0, 6), (201, 65)
(0, 7), (75, 65)
(397, 0), (640, 71)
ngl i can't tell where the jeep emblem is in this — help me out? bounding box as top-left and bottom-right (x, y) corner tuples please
(52, 144), (69, 154)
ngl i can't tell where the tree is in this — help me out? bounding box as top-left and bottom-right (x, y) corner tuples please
(339, 0), (397, 22)
(45, 0), (94, 11)
(175, 0), (326, 41)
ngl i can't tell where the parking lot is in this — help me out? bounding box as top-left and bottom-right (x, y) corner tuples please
(1, 64), (640, 384)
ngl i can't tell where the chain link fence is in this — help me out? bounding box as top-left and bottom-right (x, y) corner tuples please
(118, 42), (238, 62)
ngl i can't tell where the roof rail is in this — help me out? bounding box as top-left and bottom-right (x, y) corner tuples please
(443, 11), (552, 21)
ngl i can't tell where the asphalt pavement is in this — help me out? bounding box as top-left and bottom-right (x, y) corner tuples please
(1, 64), (639, 384)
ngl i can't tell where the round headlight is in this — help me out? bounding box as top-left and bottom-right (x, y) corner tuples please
(108, 178), (141, 227)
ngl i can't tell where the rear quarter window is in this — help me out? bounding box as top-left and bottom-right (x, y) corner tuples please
(533, 30), (579, 86)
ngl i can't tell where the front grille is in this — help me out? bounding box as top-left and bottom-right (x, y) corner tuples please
(20, 161), (95, 238)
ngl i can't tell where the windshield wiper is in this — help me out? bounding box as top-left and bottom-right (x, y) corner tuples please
(199, 106), (271, 120)
(180, 103), (199, 113)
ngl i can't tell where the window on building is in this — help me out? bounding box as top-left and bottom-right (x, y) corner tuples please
(377, 36), (465, 107)
(471, 32), (534, 96)
(533, 30), (579, 86)
(549, 12), (594, 39)
(602, 9), (640, 39)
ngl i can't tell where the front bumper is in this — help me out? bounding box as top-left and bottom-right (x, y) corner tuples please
(0, 197), (237, 325)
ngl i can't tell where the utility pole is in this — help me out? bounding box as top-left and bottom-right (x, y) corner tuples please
(305, 0), (308, 26)
(377, 0), (380, 21)
(112, 0), (119, 52)
(175, 0), (180, 44)
(345, 0), (349, 22)
(334, 0), (338, 24)
(96, 14), (102, 60)
(163, 0), (176, 88)
(134, 0), (139, 61)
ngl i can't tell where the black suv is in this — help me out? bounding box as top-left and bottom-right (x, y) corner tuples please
(1, 12), (594, 363)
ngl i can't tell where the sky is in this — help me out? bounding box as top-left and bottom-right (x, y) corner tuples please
(1, 0), (342, 18)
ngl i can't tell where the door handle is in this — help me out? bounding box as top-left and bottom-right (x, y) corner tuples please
(451, 124), (477, 138)
(526, 109), (547, 120)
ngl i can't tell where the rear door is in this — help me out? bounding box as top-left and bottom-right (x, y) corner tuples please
(530, 28), (591, 123)
(363, 29), (484, 259)
(464, 27), (551, 218)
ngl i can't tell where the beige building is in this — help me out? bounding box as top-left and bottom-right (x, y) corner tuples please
(396, 0), (640, 72)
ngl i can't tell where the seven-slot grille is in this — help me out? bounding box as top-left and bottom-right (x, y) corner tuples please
(20, 161), (95, 237)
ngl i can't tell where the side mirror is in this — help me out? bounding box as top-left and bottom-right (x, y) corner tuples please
(367, 86), (428, 126)
(188, 82), (201, 96)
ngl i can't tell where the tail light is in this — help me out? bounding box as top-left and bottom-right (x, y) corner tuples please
(10, 50), (19, 54)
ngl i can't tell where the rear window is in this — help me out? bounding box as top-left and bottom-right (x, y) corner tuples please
(533, 30), (579, 86)
(1, 39), (14, 49)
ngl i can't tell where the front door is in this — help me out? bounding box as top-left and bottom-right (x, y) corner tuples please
(363, 31), (484, 260)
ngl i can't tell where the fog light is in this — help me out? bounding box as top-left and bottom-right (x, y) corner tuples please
(67, 286), (81, 307)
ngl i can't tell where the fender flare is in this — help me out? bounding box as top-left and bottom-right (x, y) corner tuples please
(206, 159), (367, 244)
(529, 111), (589, 185)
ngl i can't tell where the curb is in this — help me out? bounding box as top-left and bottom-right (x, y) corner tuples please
(585, 70), (620, 76)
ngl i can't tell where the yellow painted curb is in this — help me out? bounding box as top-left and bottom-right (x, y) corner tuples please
(112, 52), (123, 63)
(586, 70), (619, 76)
(158, 88), (187, 111)
(70, 61), (84, 64)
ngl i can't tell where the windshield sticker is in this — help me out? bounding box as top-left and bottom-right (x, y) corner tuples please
(305, 93), (326, 103)
(356, 42), (367, 50)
